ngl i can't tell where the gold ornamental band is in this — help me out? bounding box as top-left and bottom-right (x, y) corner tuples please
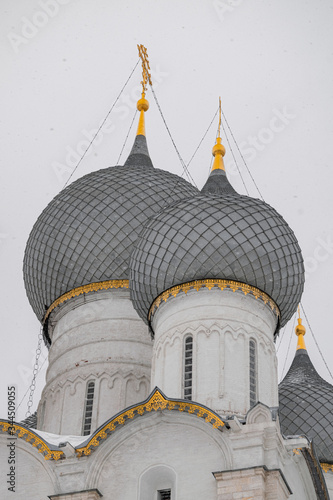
(43, 280), (129, 323)
(0, 390), (225, 461)
(76, 389), (225, 457)
(0, 421), (64, 460)
(148, 279), (280, 321)
(321, 463), (333, 473)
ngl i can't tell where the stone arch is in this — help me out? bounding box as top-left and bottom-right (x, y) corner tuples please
(0, 434), (59, 499)
(86, 411), (233, 496)
(139, 463), (177, 500)
(246, 402), (272, 425)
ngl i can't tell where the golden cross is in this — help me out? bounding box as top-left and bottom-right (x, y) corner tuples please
(218, 96), (222, 138)
(137, 44), (152, 94)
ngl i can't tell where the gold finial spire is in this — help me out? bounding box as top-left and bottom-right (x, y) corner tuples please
(211, 97), (226, 172)
(136, 44), (152, 136)
(218, 96), (222, 137)
(295, 305), (306, 350)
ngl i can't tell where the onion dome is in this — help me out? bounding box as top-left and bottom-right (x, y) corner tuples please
(23, 94), (198, 323)
(279, 316), (333, 463)
(130, 111), (304, 327)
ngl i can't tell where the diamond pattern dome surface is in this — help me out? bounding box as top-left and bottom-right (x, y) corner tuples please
(23, 136), (198, 321)
(279, 349), (333, 463)
(130, 170), (304, 325)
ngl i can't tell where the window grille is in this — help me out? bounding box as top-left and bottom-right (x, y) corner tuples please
(184, 335), (193, 400)
(249, 339), (257, 407)
(82, 380), (95, 436)
(158, 489), (171, 500)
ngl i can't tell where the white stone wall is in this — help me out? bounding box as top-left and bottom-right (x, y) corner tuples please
(39, 288), (152, 435)
(0, 433), (57, 499)
(0, 409), (320, 499)
(87, 411), (231, 499)
(151, 287), (279, 416)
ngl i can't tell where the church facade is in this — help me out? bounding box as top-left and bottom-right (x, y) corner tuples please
(0, 53), (332, 499)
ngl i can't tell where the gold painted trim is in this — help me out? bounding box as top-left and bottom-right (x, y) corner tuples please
(0, 422), (64, 460)
(75, 389), (225, 457)
(321, 463), (333, 473)
(148, 279), (280, 321)
(43, 280), (129, 322)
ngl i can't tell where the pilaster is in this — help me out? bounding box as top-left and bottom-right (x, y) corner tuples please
(213, 466), (291, 500)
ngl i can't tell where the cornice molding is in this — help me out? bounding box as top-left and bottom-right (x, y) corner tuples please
(75, 387), (226, 457)
(148, 279), (280, 321)
(0, 421), (64, 460)
(44, 280), (129, 322)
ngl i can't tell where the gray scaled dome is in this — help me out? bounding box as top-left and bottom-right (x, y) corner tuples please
(130, 139), (304, 327)
(279, 327), (333, 463)
(23, 134), (198, 322)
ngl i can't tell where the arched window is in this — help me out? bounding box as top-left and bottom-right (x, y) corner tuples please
(82, 380), (95, 436)
(183, 335), (193, 400)
(249, 339), (257, 407)
(139, 464), (176, 500)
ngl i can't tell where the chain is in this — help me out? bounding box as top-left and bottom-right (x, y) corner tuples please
(25, 326), (44, 418)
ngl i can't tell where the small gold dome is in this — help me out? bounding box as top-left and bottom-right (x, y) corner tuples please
(212, 137), (226, 157)
(137, 97), (149, 112)
(295, 317), (306, 336)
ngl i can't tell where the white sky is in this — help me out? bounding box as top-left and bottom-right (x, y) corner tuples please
(1, 0), (333, 421)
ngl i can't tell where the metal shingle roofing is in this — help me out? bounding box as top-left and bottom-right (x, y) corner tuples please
(130, 169), (304, 325)
(23, 136), (198, 321)
(279, 349), (333, 463)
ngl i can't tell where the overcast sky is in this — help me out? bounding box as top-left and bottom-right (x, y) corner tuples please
(1, 0), (333, 421)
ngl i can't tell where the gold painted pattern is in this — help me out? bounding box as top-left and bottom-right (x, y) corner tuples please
(321, 463), (333, 473)
(75, 389), (225, 457)
(137, 44), (152, 93)
(0, 422), (64, 460)
(148, 279), (280, 320)
(43, 280), (129, 322)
